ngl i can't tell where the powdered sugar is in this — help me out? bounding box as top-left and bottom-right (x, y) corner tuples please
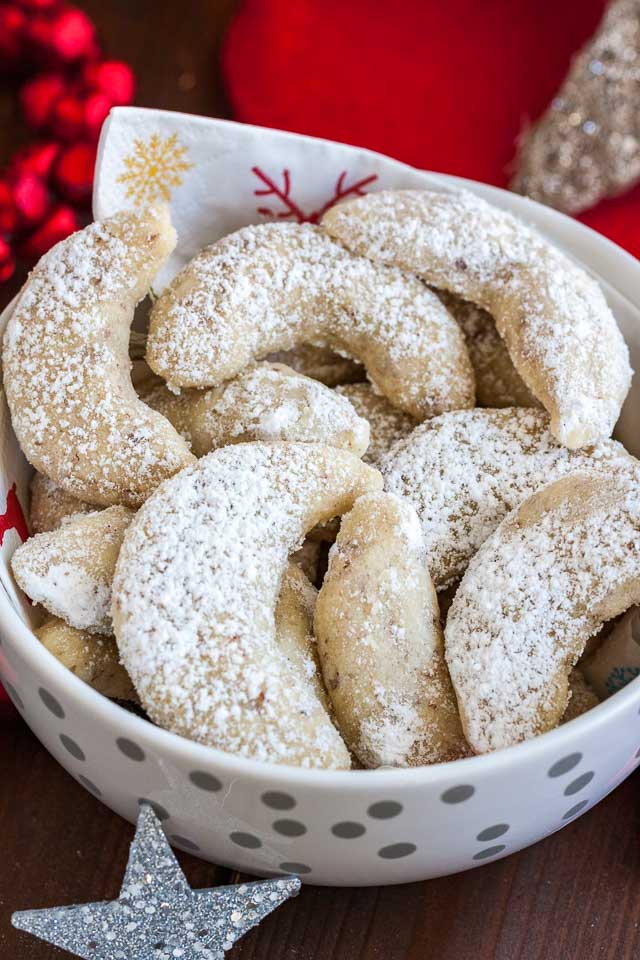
(112, 442), (381, 767)
(147, 221), (474, 419)
(322, 189), (631, 447)
(445, 471), (640, 753)
(381, 407), (633, 589)
(335, 383), (416, 464)
(3, 206), (193, 507)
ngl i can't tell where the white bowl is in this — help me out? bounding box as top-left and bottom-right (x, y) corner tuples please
(1, 120), (640, 886)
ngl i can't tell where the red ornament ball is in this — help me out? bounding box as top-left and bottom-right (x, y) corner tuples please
(83, 60), (135, 106)
(20, 72), (65, 130)
(12, 171), (50, 230)
(0, 237), (16, 283)
(51, 92), (85, 141)
(83, 91), (112, 141)
(54, 142), (96, 203)
(0, 5), (26, 68)
(9, 140), (59, 181)
(19, 204), (79, 260)
(28, 7), (99, 65)
(0, 180), (17, 236)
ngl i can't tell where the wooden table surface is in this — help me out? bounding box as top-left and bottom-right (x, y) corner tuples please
(1, 3), (640, 958)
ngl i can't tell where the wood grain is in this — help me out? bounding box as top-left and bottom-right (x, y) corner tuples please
(1, 3), (640, 958)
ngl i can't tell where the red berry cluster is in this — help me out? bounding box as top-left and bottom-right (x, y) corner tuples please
(0, 0), (135, 283)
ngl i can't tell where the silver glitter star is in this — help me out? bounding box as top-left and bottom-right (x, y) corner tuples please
(511, 0), (640, 213)
(12, 804), (300, 960)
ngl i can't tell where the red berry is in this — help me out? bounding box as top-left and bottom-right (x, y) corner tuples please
(9, 141), (60, 181)
(0, 181), (17, 236)
(83, 91), (111, 141)
(47, 8), (99, 63)
(82, 60), (135, 106)
(0, 237), (16, 283)
(51, 93), (85, 140)
(54, 142), (96, 204)
(19, 204), (79, 260)
(20, 72), (65, 130)
(0, 5), (26, 68)
(12, 172), (50, 230)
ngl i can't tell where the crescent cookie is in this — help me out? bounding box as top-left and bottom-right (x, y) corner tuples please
(112, 442), (382, 768)
(438, 292), (538, 408)
(146, 362), (371, 458)
(12, 506), (133, 635)
(314, 492), (468, 767)
(265, 343), (364, 386)
(36, 616), (137, 701)
(445, 472), (640, 753)
(146, 221), (475, 419)
(335, 383), (416, 464)
(3, 206), (194, 508)
(29, 472), (94, 534)
(381, 408), (633, 589)
(322, 189), (631, 448)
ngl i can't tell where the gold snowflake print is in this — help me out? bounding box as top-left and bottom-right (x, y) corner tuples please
(117, 133), (193, 204)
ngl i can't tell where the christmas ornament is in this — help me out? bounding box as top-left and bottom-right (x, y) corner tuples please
(0, 1), (136, 284)
(12, 804), (301, 960)
(511, 0), (640, 213)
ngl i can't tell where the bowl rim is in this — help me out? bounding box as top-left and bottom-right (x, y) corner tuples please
(3, 137), (640, 790)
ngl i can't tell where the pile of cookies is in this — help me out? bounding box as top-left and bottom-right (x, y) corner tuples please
(5, 189), (639, 770)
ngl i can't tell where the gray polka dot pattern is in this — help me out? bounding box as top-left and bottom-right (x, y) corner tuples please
(367, 801), (402, 819)
(59, 733), (85, 761)
(39, 687), (64, 718)
(476, 824), (509, 842)
(279, 862), (311, 875)
(272, 819), (307, 837)
(78, 776), (102, 797)
(548, 753), (582, 778)
(138, 798), (169, 821)
(378, 843), (416, 859)
(5, 682), (23, 710)
(441, 785), (474, 804)
(230, 832), (262, 849)
(563, 799), (589, 819)
(331, 822), (366, 839)
(564, 771), (594, 796)
(171, 835), (200, 851)
(472, 844), (506, 861)
(116, 737), (145, 762)
(261, 791), (296, 810)
(189, 771), (222, 792)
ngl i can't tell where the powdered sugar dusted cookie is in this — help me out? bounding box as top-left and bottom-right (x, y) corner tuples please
(36, 616), (137, 701)
(323, 189), (631, 448)
(3, 206), (195, 508)
(146, 221), (474, 419)
(562, 669), (600, 723)
(112, 442), (382, 768)
(381, 408), (633, 589)
(12, 506), (133, 635)
(335, 383), (416, 464)
(315, 492), (468, 767)
(446, 472), (640, 753)
(29, 473), (94, 534)
(188, 363), (370, 457)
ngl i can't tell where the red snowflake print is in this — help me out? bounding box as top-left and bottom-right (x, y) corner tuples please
(0, 483), (28, 546)
(252, 167), (378, 224)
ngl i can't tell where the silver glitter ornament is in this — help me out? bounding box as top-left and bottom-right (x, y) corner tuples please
(511, 0), (640, 213)
(12, 804), (300, 960)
